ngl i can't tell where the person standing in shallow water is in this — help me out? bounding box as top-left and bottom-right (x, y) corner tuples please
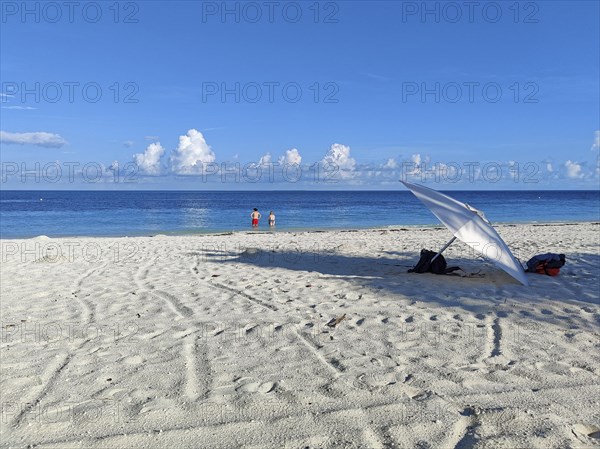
(251, 208), (261, 227)
(268, 211), (276, 227)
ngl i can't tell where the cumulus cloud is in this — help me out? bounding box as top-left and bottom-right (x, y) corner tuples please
(134, 142), (165, 175)
(564, 160), (583, 178)
(258, 153), (272, 165)
(169, 129), (216, 175)
(278, 148), (302, 165)
(400, 153), (431, 177)
(321, 143), (356, 178)
(410, 153), (431, 167)
(592, 130), (600, 150)
(383, 158), (398, 169)
(0, 131), (67, 148)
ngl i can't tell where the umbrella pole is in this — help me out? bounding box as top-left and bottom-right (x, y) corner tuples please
(431, 236), (457, 262)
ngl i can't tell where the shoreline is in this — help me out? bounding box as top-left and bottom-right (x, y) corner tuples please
(1, 219), (599, 241)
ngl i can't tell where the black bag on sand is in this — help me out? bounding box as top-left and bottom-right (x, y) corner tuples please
(408, 249), (461, 275)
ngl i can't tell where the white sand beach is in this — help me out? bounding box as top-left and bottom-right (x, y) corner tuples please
(1, 222), (599, 448)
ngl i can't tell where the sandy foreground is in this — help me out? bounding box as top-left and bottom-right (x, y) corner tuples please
(1, 223), (599, 449)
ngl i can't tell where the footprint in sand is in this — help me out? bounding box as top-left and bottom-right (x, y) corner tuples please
(237, 382), (261, 393)
(240, 382), (276, 394)
(122, 355), (145, 365)
(258, 382), (276, 394)
(405, 316), (414, 323)
(351, 372), (400, 391)
(235, 378), (276, 394)
(541, 309), (553, 315)
(573, 423), (600, 440)
(94, 387), (130, 401)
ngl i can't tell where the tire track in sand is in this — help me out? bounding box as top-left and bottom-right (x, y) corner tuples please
(71, 262), (108, 324)
(12, 352), (73, 426)
(182, 334), (211, 402)
(209, 281), (278, 312)
(14, 263), (108, 427)
(480, 316), (502, 361)
(134, 258), (194, 319)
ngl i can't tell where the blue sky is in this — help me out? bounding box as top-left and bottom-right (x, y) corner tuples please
(1, 0), (598, 189)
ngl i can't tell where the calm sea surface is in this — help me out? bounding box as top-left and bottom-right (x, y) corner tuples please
(1, 190), (598, 238)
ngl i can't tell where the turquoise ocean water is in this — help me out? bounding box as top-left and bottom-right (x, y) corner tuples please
(1, 190), (598, 238)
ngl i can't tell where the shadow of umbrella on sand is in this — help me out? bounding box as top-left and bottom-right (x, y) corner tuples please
(401, 181), (529, 286)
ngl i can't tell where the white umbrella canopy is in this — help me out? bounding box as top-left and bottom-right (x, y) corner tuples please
(402, 181), (529, 286)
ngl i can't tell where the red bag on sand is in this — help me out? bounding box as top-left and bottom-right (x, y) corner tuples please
(534, 264), (561, 276)
(526, 253), (566, 277)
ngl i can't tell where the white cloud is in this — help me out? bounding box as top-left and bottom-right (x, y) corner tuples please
(2, 106), (37, 110)
(0, 131), (67, 148)
(410, 153), (431, 166)
(278, 148), (302, 165)
(123, 140), (135, 148)
(411, 153), (422, 165)
(321, 143), (356, 178)
(145, 135), (160, 141)
(134, 142), (165, 175)
(258, 152), (272, 165)
(564, 160), (583, 178)
(383, 158), (397, 169)
(365, 72), (392, 82)
(169, 129), (216, 175)
(592, 130), (600, 150)
(401, 153), (431, 177)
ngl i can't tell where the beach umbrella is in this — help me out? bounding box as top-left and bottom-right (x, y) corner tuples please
(402, 181), (529, 286)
